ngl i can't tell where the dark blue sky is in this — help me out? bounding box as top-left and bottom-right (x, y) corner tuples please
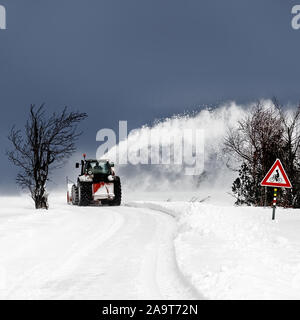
(0, 0), (299, 192)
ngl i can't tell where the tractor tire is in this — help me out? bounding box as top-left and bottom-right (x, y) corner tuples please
(110, 176), (122, 206)
(78, 183), (92, 206)
(71, 185), (79, 205)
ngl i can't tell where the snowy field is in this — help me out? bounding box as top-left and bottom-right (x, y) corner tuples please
(1, 192), (300, 299)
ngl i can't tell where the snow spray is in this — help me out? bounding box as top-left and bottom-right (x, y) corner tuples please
(96, 102), (247, 191)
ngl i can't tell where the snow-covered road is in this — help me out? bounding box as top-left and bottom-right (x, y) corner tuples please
(4, 192), (300, 300)
(0, 196), (199, 300)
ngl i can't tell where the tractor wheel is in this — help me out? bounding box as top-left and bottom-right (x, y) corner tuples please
(110, 176), (122, 206)
(78, 183), (92, 206)
(71, 185), (79, 205)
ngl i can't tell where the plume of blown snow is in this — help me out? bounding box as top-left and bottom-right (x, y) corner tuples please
(101, 101), (251, 192)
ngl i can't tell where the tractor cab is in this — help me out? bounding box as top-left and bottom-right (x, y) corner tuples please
(75, 154), (115, 180)
(77, 159), (113, 175)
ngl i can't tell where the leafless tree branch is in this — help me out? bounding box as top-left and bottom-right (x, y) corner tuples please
(6, 104), (87, 209)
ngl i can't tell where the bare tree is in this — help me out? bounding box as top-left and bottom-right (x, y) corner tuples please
(225, 101), (284, 172)
(7, 104), (87, 209)
(225, 99), (300, 207)
(224, 101), (285, 206)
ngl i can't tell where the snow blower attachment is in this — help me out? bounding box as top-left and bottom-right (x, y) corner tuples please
(67, 154), (121, 206)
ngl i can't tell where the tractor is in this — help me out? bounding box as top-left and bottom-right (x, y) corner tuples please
(67, 154), (121, 206)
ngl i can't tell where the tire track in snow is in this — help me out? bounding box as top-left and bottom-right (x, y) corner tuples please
(125, 204), (203, 299)
(1, 200), (201, 299)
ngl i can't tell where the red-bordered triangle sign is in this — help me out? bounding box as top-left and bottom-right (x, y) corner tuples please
(260, 159), (292, 188)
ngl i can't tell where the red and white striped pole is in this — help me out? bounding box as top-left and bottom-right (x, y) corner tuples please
(272, 188), (277, 220)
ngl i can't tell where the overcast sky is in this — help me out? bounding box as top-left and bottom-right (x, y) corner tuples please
(0, 0), (299, 192)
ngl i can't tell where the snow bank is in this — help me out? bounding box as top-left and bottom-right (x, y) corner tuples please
(127, 201), (300, 299)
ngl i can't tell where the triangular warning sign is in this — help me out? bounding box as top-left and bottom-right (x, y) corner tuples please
(260, 159), (292, 188)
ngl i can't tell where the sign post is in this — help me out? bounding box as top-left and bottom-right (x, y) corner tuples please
(260, 159), (292, 220)
(272, 188), (277, 220)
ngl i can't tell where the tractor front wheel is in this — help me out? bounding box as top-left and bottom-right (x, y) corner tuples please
(78, 183), (92, 206)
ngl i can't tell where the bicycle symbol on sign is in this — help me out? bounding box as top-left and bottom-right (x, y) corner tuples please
(269, 169), (282, 183)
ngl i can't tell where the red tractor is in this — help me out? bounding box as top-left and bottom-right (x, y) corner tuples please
(67, 154), (121, 206)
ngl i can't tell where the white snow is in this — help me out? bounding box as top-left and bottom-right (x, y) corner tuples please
(128, 200), (300, 299)
(0, 194), (198, 300)
(2, 191), (300, 300)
